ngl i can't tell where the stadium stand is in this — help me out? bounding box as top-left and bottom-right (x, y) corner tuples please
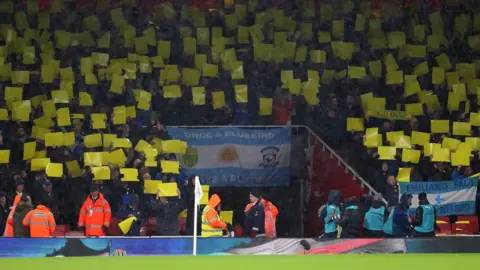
(0, 0), (480, 238)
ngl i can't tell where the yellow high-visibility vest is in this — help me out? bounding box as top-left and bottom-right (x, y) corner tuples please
(201, 206), (223, 237)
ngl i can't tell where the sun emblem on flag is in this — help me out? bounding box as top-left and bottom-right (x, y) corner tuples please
(218, 146), (238, 164)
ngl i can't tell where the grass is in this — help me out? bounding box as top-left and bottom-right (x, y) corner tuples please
(3, 254), (480, 270)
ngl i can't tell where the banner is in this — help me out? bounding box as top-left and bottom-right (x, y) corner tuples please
(167, 127), (291, 187)
(366, 110), (413, 120)
(399, 178), (478, 216)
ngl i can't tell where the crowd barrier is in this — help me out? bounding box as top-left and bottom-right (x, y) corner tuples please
(1, 236), (479, 257)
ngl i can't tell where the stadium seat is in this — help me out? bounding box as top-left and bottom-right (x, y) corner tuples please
(457, 216), (479, 233)
(65, 231), (85, 237)
(436, 217), (452, 235)
(51, 230), (66, 237)
(109, 217), (122, 236)
(55, 225), (71, 233)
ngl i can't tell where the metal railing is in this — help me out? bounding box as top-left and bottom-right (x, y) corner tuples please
(168, 125), (382, 198)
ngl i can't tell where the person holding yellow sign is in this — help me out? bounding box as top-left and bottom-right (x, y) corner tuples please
(201, 194), (232, 237)
(152, 183), (185, 236)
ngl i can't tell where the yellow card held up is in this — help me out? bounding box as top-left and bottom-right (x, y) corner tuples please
(161, 160), (180, 174)
(346, 118), (364, 131)
(92, 166), (111, 180)
(162, 140), (187, 154)
(431, 120), (449, 133)
(378, 146), (396, 160)
(432, 148), (451, 162)
(66, 160), (83, 178)
(402, 149), (421, 164)
(397, 168), (411, 182)
(157, 183), (179, 197)
(144, 180), (162, 194)
(120, 168), (139, 182)
(23, 141), (36, 160)
(46, 163), (63, 178)
(118, 216), (137, 235)
(84, 134), (103, 148)
(0, 150), (10, 164)
(31, 158), (50, 171)
(56, 107), (71, 127)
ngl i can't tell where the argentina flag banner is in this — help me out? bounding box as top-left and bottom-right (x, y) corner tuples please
(399, 178), (478, 216)
(167, 127), (291, 187)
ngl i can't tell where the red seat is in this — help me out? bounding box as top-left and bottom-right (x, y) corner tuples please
(436, 217), (451, 235)
(65, 231), (85, 236)
(55, 225), (71, 233)
(51, 230), (65, 237)
(457, 216), (479, 233)
(109, 217), (122, 236)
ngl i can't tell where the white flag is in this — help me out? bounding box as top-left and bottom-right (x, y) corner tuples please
(194, 176), (203, 205)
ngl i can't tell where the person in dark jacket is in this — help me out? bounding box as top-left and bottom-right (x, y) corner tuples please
(183, 175), (201, 236)
(0, 192), (8, 235)
(392, 193), (413, 237)
(117, 194), (143, 236)
(412, 193), (439, 237)
(152, 189), (185, 236)
(244, 190), (265, 237)
(363, 194), (389, 237)
(13, 193), (33, 238)
(319, 190), (341, 239)
(338, 197), (363, 238)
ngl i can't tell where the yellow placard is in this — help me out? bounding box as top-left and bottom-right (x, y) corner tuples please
(212, 91), (225, 109)
(23, 141), (36, 160)
(66, 160), (83, 178)
(432, 148), (451, 162)
(56, 107), (71, 127)
(161, 160), (180, 174)
(162, 140), (187, 154)
(259, 98), (272, 115)
(453, 122), (471, 136)
(84, 134), (103, 148)
(431, 120), (450, 133)
(46, 163), (63, 178)
(402, 149), (421, 164)
(144, 180), (162, 194)
(424, 143), (441, 157)
(378, 146), (396, 160)
(31, 158), (50, 171)
(397, 168), (411, 182)
(157, 183), (179, 197)
(0, 150), (10, 164)
(346, 118), (364, 131)
(118, 216), (137, 235)
(120, 168), (139, 182)
(92, 166), (111, 181)
(411, 131), (430, 145)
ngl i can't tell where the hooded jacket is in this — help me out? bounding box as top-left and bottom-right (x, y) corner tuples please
(392, 193), (412, 237)
(338, 197), (362, 238)
(204, 194), (226, 229)
(13, 200), (33, 238)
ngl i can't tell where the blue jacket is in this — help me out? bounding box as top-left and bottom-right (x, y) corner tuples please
(392, 194), (412, 237)
(117, 206), (143, 236)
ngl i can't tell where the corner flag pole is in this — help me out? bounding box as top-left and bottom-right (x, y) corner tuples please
(193, 176), (203, 256)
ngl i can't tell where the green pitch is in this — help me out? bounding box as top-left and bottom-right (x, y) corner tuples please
(3, 254), (480, 270)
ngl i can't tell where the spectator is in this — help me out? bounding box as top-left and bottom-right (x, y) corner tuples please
(8, 181), (24, 206)
(338, 197), (363, 238)
(383, 175), (399, 208)
(0, 192), (8, 235)
(13, 194), (33, 238)
(117, 194), (143, 236)
(244, 191), (265, 238)
(152, 189), (185, 236)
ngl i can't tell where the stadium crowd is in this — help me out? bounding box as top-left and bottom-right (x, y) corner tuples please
(0, 0), (480, 238)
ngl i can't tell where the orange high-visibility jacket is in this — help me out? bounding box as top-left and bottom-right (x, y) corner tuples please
(22, 205), (56, 238)
(78, 193), (111, 236)
(3, 194), (22, 237)
(205, 194), (227, 229)
(245, 199), (279, 238)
